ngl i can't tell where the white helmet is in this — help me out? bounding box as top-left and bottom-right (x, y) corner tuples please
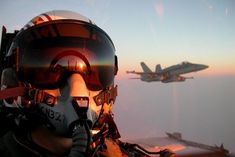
(1, 10), (118, 137)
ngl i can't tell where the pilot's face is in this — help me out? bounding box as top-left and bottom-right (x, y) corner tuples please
(39, 73), (103, 136)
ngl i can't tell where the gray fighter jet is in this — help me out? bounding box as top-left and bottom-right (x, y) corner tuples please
(126, 61), (208, 83)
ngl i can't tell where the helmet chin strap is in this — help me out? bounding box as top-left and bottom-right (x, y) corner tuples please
(92, 85), (117, 127)
(93, 85), (117, 107)
(0, 86), (27, 100)
(0, 86), (57, 108)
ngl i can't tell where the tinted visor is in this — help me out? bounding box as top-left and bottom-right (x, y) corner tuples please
(15, 20), (116, 90)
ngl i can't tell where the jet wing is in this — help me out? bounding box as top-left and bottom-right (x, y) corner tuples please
(125, 132), (230, 157)
(126, 70), (143, 75)
(126, 71), (158, 75)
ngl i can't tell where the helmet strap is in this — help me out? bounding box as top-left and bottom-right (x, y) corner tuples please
(0, 86), (56, 108)
(0, 86), (26, 100)
(93, 85), (117, 106)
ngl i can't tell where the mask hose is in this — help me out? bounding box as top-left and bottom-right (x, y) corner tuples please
(69, 120), (91, 157)
(68, 99), (92, 157)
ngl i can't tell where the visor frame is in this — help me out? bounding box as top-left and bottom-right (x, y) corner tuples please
(8, 19), (117, 90)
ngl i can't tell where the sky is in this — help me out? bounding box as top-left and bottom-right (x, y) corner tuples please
(1, 0), (235, 154)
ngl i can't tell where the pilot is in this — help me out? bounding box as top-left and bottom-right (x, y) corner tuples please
(0, 10), (122, 157)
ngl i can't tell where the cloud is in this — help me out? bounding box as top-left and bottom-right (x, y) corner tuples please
(225, 8), (229, 16)
(154, 2), (164, 18)
(202, 0), (213, 11)
(208, 5), (213, 10)
(85, 0), (96, 6)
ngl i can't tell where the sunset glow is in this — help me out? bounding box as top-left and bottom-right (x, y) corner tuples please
(1, 0), (235, 153)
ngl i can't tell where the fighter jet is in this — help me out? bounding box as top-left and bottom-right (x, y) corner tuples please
(126, 61), (208, 83)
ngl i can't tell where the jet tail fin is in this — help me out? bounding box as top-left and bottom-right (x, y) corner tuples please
(155, 64), (162, 73)
(140, 62), (152, 73)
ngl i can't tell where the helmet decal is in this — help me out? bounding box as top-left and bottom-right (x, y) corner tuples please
(23, 10), (94, 30)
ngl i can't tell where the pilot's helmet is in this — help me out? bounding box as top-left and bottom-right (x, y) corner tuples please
(7, 10), (118, 90)
(3, 10), (118, 135)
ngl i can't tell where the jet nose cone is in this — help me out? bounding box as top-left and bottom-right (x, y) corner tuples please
(203, 65), (209, 69)
(200, 64), (209, 70)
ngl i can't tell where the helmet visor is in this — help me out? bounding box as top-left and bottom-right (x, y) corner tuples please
(16, 20), (116, 90)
